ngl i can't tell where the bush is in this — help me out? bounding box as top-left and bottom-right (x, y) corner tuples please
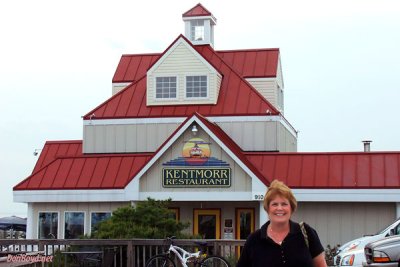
(91, 198), (190, 239)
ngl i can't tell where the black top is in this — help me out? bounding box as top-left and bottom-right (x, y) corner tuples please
(236, 220), (324, 267)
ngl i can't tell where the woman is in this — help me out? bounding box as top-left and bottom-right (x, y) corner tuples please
(237, 180), (327, 267)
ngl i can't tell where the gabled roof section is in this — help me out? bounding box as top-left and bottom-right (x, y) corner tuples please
(32, 140), (83, 174)
(112, 53), (159, 83)
(14, 153), (152, 190)
(130, 112), (267, 185)
(146, 36), (219, 79)
(217, 48), (279, 78)
(245, 151), (400, 189)
(85, 37), (279, 119)
(111, 49), (279, 83)
(182, 3), (213, 18)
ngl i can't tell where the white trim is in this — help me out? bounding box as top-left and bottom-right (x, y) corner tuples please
(83, 115), (282, 125)
(14, 189), (126, 202)
(245, 77), (276, 82)
(184, 74), (209, 100)
(182, 15), (217, 25)
(259, 202), (268, 226)
(154, 75), (179, 100)
(112, 82), (131, 88)
(84, 117), (186, 126)
(82, 115), (297, 138)
(396, 203), (400, 218)
(26, 203), (34, 239)
(139, 191), (252, 201)
(14, 188), (400, 203)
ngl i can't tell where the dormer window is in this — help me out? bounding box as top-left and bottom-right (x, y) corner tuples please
(186, 75), (207, 98)
(156, 76), (177, 99)
(191, 20), (205, 41)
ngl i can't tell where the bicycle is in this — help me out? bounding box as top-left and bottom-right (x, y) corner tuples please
(145, 236), (230, 267)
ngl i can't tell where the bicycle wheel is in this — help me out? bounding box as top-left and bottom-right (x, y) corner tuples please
(146, 255), (176, 267)
(200, 256), (230, 267)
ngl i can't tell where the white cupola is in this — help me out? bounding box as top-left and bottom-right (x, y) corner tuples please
(182, 3), (217, 47)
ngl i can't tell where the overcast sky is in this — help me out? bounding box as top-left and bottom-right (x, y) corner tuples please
(1, 0), (399, 217)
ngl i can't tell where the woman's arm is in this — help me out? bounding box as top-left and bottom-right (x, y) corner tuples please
(313, 252), (327, 267)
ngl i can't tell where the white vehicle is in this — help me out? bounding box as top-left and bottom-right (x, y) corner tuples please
(333, 218), (400, 267)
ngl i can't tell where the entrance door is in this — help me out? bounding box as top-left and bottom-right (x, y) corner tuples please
(236, 208), (254, 240)
(194, 209), (221, 239)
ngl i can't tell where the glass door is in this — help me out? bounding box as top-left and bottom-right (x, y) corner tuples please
(236, 208), (254, 240)
(194, 209), (221, 239)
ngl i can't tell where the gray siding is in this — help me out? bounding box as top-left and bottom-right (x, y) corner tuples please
(292, 202), (396, 247)
(83, 120), (296, 153)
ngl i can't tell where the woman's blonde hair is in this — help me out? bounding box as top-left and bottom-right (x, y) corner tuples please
(263, 179), (297, 212)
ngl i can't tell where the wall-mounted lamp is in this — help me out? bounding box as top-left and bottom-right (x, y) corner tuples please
(191, 124), (198, 136)
(33, 149), (42, 156)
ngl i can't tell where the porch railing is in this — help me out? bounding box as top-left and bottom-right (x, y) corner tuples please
(0, 238), (245, 266)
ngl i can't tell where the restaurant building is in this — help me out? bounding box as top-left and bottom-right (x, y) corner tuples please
(13, 4), (400, 247)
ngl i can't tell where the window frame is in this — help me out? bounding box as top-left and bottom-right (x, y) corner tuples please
(168, 208), (180, 223)
(155, 76), (178, 100)
(38, 211), (59, 239)
(185, 75), (208, 99)
(64, 211), (86, 239)
(90, 211), (112, 234)
(190, 20), (205, 41)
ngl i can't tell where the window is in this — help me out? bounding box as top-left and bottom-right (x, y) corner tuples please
(64, 212), (84, 239)
(38, 212), (58, 239)
(156, 77), (177, 99)
(91, 212), (111, 233)
(191, 20), (204, 41)
(168, 208), (180, 222)
(186, 76), (207, 98)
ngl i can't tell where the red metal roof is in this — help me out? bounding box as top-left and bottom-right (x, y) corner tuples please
(14, 153), (152, 190)
(245, 152), (400, 189)
(32, 140), (83, 174)
(85, 37), (279, 120)
(14, 117), (400, 191)
(112, 53), (159, 83)
(217, 49), (279, 78)
(112, 49), (279, 83)
(182, 3), (212, 17)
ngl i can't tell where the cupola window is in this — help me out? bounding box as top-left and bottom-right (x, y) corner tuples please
(186, 75), (207, 98)
(156, 76), (177, 99)
(191, 20), (205, 41)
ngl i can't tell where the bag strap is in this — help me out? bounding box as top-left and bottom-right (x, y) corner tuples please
(299, 221), (309, 249)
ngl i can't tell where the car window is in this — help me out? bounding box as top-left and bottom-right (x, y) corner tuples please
(376, 219), (400, 235)
(395, 224), (400, 235)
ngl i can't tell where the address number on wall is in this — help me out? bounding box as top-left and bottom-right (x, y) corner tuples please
(253, 194), (264, 200)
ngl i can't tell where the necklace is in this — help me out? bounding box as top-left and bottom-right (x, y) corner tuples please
(267, 225), (288, 245)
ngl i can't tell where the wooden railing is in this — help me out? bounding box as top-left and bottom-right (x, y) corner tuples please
(0, 239), (245, 266)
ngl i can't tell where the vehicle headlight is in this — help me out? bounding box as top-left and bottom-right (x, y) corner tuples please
(341, 254), (355, 266)
(372, 250), (391, 263)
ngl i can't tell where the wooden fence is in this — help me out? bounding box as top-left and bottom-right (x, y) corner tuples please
(0, 239), (245, 266)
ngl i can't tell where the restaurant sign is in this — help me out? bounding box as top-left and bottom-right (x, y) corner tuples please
(162, 138), (231, 188)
